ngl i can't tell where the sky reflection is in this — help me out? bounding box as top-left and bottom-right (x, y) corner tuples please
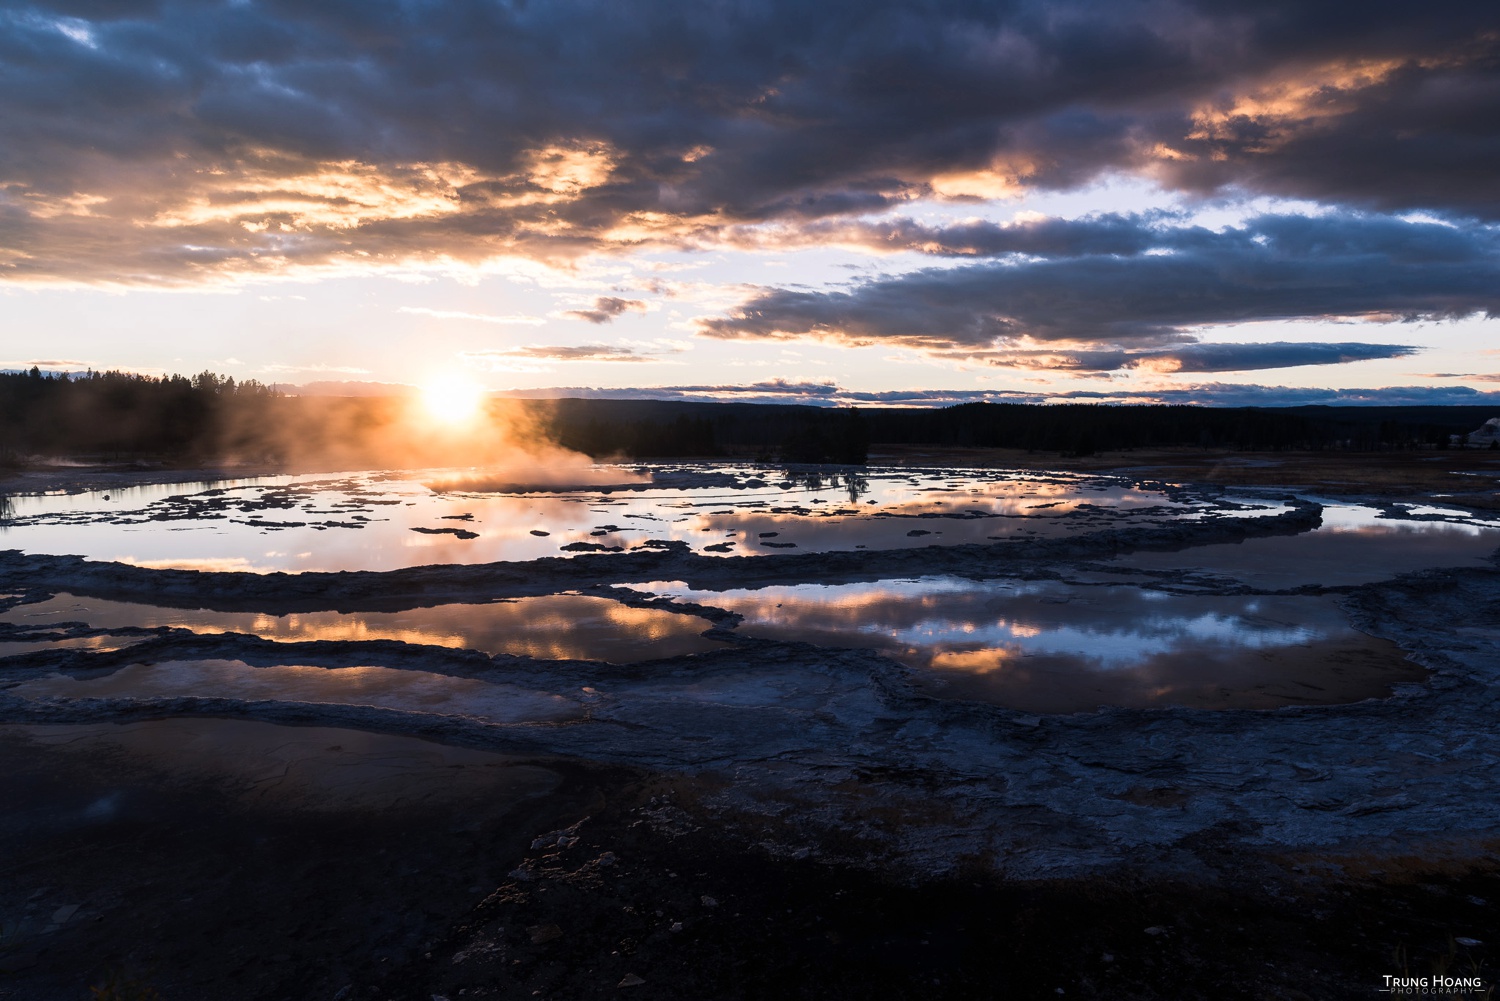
(1123, 502), (1500, 588)
(629, 577), (1421, 713)
(0, 465), (1280, 571)
(0, 592), (721, 663)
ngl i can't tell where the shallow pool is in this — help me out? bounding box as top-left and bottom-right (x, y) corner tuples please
(0, 592), (723, 663)
(628, 577), (1423, 713)
(0, 464), (1286, 572)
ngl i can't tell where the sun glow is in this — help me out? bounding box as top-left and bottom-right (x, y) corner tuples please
(419, 376), (488, 425)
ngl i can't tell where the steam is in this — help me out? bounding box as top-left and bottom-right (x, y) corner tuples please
(214, 393), (649, 488)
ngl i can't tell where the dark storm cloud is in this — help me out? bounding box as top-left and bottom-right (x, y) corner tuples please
(1, 1), (1497, 282)
(701, 213), (1500, 356)
(1149, 39), (1500, 220)
(1150, 342), (1417, 373)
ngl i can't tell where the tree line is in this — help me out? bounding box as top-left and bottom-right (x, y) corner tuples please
(0, 368), (279, 462)
(2, 368), (1495, 467)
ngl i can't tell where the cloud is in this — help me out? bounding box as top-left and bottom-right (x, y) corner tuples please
(261, 362), (372, 375)
(720, 212), (1170, 258)
(561, 296), (648, 324)
(398, 307), (546, 325)
(0, 3), (1496, 284)
(461, 338), (686, 365)
(1062, 383), (1500, 408)
(463, 344), (650, 364)
(1147, 48), (1500, 220)
(666, 379), (840, 397)
(495, 380), (1500, 408)
(1420, 372), (1500, 382)
(6, 358), (89, 368)
(700, 213), (1500, 366)
(279, 377), (1500, 408)
(977, 341), (1419, 374)
(289, 380), (416, 397)
(497, 379), (842, 403)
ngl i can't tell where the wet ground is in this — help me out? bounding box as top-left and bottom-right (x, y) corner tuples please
(2, 452), (1499, 998)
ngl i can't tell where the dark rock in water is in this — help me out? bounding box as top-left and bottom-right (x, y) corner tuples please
(758, 532), (779, 538)
(633, 539), (687, 552)
(409, 527), (479, 540)
(530, 530), (550, 537)
(440, 513), (475, 522)
(761, 541), (797, 548)
(560, 541), (625, 552)
(702, 543), (735, 553)
(907, 529), (932, 537)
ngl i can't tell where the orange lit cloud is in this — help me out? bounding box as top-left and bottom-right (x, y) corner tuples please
(0, 0), (1493, 305)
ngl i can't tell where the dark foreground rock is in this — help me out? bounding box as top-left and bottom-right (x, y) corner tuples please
(2, 732), (1498, 1001)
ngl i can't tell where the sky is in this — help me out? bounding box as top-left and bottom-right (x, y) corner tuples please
(2, 0), (1499, 407)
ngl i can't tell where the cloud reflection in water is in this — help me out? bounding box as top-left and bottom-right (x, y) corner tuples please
(1, 593), (721, 663)
(632, 577), (1422, 713)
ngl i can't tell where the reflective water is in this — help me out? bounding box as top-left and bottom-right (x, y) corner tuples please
(629, 577), (1423, 713)
(0, 465), (1285, 572)
(1123, 502), (1500, 588)
(5, 464), (1483, 716)
(15, 660), (582, 724)
(0, 593), (722, 663)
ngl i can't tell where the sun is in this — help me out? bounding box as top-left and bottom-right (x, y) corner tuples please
(418, 376), (487, 426)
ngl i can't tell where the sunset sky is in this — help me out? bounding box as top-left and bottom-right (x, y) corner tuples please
(3, 1), (1498, 406)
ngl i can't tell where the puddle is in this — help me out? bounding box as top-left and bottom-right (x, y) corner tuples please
(0, 465), (1288, 572)
(629, 577), (1423, 713)
(0, 593), (723, 663)
(1122, 502), (1500, 587)
(4, 719), (561, 813)
(14, 659), (583, 724)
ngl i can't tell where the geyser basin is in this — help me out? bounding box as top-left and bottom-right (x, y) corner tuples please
(630, 577), (1424, 713)
(0, 464), (1288, 572)
(0, 592), (723, 663)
